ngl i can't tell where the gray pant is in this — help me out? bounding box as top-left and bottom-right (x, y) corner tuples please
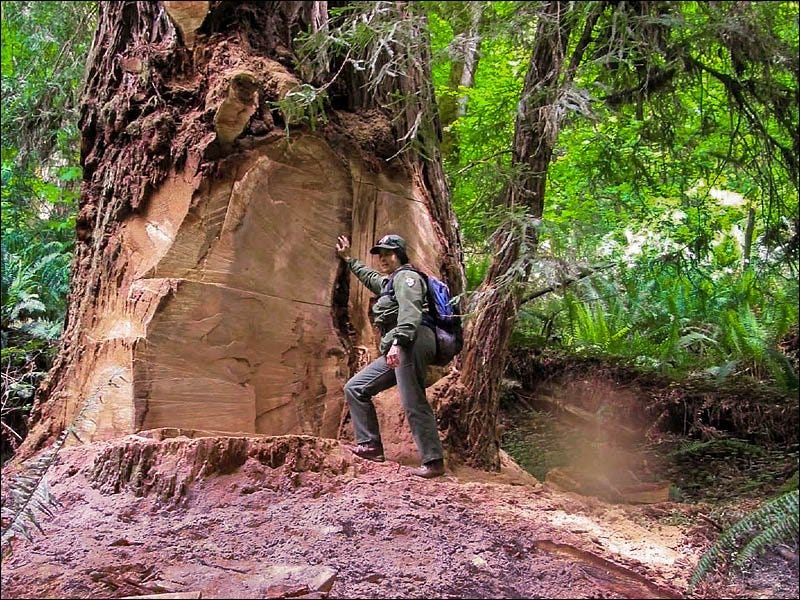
(344, 325), (443, 465)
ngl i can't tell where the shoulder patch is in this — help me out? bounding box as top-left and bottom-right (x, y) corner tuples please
(405, 276), (415, 287)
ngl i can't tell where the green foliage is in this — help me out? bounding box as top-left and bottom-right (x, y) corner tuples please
(464, 253), (491, 291)
(539, 1), (798, 384)
(295, 1), (437, 155)
(516, 261), (798, 389)
(1, 190), (74, 457)
(425, 1), (798, 392)
(1, 1), (93, 460)
(271, 84), (329, 131)
(1, 1), (96, 167)
(1, 240), (71, 326)
(0, 238), (69, 460)
(427, 1), (527, 241)
(689, 488), (800, 590)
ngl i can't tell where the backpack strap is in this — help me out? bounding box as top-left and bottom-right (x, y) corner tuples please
(377, 266), (435, 327)
(377, 265), (424, 299)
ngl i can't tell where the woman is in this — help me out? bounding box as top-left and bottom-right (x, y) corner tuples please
(336, 234), (445, 479)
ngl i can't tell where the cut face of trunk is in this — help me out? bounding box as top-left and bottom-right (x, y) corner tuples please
(33, 131), (450, 447)
(19, 1), (462, 457)
(127, 136), (357, 437)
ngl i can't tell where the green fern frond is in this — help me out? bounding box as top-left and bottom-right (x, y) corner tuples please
(734, 512), (798, 568)
(9, 293), (47, 320)
(689, 489), (800, 590)
(271, 84), (329, 130)
(0, 428), (67, 550)
(19, 319), (63, 341)
(1, 367), (127, 553)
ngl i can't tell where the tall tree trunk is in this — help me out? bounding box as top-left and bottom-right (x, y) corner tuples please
(440, 1), (602, 470)
(456, 3), (481, 118)
(438, 2), (483, 160)
(17, 0), (462, 461)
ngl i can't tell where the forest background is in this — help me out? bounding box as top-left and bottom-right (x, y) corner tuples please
(0, 0), (798, 568)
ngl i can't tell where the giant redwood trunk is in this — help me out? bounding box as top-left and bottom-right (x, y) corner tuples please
(17, 1), (463, 460)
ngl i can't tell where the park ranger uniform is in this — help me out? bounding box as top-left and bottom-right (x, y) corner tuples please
(342, 255), (444, 466)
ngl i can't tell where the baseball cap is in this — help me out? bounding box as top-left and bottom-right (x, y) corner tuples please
(370, 234), (407, 255)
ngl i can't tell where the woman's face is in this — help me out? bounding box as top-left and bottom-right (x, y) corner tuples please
(377, 249), (401, 273)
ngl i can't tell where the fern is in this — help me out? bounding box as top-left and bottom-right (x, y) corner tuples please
(8, 292), (46, 321)
(689, 488), (800, 590)
(1, 367), (126, 554)
(1, 239), (71, 326)
(714, 304), (799, 387)
(734, 506), (798, 567)
(1, 429), (67, 550)
(18, 319), (63, 341)
(540, 260), (798, 390)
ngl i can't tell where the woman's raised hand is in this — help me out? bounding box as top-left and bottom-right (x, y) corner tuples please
(336, 235), (351, 260)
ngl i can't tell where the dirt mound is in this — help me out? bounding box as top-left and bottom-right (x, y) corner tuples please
(1, 432), (796, 599)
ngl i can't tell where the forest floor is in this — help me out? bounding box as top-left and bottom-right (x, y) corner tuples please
(1, 366), (798, 599)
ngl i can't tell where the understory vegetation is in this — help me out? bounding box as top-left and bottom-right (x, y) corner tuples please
(426, 2), (798, 392)
(1, 0), (798, 589)
(1, 1), (93, 461)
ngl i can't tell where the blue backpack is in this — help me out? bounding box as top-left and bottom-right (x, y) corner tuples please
(385, 267), (463, 366)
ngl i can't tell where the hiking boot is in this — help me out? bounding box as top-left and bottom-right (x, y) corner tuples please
(414, 459), (445, 479)
(350, 443), (385, 463)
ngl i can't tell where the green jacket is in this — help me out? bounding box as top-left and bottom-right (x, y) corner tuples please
(346, 258), (428, 355)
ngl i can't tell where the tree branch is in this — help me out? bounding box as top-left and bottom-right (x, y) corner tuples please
(520, 262), (616, 305)
(684, 55), (799, 186)
(602, 67), (677, 107)
(564, 1), (606, 86)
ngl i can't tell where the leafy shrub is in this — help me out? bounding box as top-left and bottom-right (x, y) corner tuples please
(1, 238), (70, 462)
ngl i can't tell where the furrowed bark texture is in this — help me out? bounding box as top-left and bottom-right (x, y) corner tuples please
(18, 0), (462, 461)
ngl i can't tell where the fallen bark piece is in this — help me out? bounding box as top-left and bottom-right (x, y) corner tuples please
(262, 565), (338, 594)
(545, 466), (671, 504)
(532, 540), (682, 599)
(262, 583), (309, 598)
(154, 561), (338, 599)
(122, 593), (202, 599)
(618, 481), (672, 504)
